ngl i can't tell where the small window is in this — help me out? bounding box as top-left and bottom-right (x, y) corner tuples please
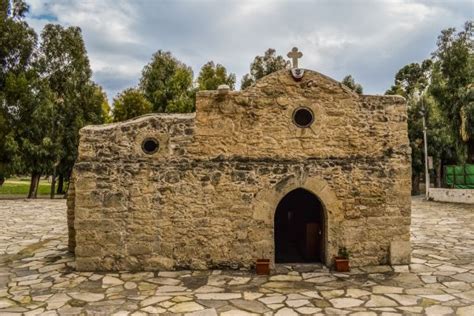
(142, 137), (159, 154)
(293, 107), (314, 128)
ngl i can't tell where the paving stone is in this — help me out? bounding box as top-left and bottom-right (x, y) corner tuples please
(196, 293), (241, 300)
(321, 290), (345, 299)
(424, 305), (454, 315)
(69, 292), (104, 302)
(456, 305), (474, 316)
(372, 286), (404, 294)
(275, 307), (298, 316)
(140, 295), (171, 307)
(346, 289), (371, 298)
(102, 276), (123, 286)
(269, 275), (302, 282)
(0, 298), (16, 309)
(330, 298), (364, 308)
(386, 294), (419, 306)
(365, 295), (398, 307)
(243, 292), (263, 300)
(324, 307), (350, 314)
(186, 309), (218, 316)
(195, 285), (225, 293)
(266, 303), (284, 310)
(300, 290), (323, 299)
(148, 277), (181, 286)
(397, 306), (423, 313)
(258, 295), (286, 304)
(141, 306), (166, 314)
(124, 281), (137, 290)
(228, 277), (251, 285)
(306, 276), (336, 283)
(419, 294), (455, 302)
(221, 310), (258, 316)
(286, 299), (310, 307)
(296, 306), (322, 314)
(230, 299), (269, 313)
(169, 301), (204, 313)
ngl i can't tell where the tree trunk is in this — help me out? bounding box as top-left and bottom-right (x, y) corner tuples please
(28, 173), (40, 199)
(33, 174), (40, 198)
(57, 175), (64, 194)
(435, 159), (442, 188)
(411, 173), (420, 196)
(50, 172), (56, 199)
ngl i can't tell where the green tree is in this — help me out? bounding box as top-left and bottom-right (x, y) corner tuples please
(94, 85), (112, 123)
(386, 60), (439, 194)
(241, 48), (290, 89)
(341, 75), (363, 94)
(140, 50), (194, 113)
(0, 0), (37, 187)
(430, 21), (474, 162)
(37, 24), (106, 197)
(197, 61), (236, 90)
(112, 88), (152, 122)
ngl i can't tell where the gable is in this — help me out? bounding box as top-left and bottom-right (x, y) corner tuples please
(192, 69), (407, 160)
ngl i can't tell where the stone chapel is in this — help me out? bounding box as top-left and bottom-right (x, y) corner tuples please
(67, 48), (411, 271)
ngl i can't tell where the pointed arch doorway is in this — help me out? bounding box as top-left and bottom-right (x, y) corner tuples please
(274, 188), (325, 263)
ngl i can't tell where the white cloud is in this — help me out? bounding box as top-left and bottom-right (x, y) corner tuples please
(25, 0), (472, 100)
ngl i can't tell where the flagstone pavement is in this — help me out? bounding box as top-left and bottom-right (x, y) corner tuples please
(0, 197), (473, 315)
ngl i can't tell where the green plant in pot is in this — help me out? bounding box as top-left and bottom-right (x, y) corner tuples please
(334, 246), (350, 272)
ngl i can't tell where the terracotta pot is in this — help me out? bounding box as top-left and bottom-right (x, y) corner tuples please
(256, 259), (270, 275)
(334, 257), (350, 272)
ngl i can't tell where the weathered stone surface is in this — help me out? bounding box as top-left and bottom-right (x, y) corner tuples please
(230, 299), (269, 313)
(330, 298), (364, 308)
(390, 241), (411, 265)
(168, 301), (204, 313)
(69, 69), (411, 271)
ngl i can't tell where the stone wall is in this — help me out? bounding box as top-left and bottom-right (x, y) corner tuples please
(69, 69), (411, 271)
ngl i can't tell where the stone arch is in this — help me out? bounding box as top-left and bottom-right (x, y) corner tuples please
(252, 175), (343, 267)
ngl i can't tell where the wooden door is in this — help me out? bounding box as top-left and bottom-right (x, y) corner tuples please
(305, 222), (320, 260)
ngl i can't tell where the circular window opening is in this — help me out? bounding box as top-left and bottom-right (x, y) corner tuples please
(293, 107), (314, 128)
(142, 137), (159, 154)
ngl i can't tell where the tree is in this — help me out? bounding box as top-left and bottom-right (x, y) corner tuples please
(197, 61), (236, 90)
(341, 75), (363, 94)
(36, 24), (106, 198)
(241, 48), (290, 89)
(430, 21), (474, 163)
(139, 50), (194, 113)
(0, 0), (37, 187)
(386, 60), (436, 194)
(112, 88), (152, 122)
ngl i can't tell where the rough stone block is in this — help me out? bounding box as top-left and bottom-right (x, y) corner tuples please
(390, 241), (411, 265)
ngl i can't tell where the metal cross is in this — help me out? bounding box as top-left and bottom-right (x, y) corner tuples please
(287, 47), (303, 69)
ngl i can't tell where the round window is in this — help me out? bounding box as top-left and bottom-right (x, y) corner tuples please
(292, 107), (314, 128)
(142, 137), (159, 154)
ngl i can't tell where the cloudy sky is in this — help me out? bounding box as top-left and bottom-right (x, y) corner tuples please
(25, 0), (472, 100)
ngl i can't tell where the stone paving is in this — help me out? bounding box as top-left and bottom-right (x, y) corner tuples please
(0, 197), (473, 315)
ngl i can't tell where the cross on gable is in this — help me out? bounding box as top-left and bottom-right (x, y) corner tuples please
(287, 47), (303, 69)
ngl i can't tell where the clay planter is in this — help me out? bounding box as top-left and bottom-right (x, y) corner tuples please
(334, 257), (350, 272)
(256, 259), (270, 275)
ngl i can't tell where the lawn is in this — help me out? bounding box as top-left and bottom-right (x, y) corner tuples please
(0, 177), (54, 196)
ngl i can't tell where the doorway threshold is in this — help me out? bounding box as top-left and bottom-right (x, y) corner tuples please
(274, 263), (328, 274)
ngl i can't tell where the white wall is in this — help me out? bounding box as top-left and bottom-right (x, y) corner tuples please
(428, 188), (474, 204)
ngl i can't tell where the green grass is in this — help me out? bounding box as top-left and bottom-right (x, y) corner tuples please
(0, 177), (53, 196)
